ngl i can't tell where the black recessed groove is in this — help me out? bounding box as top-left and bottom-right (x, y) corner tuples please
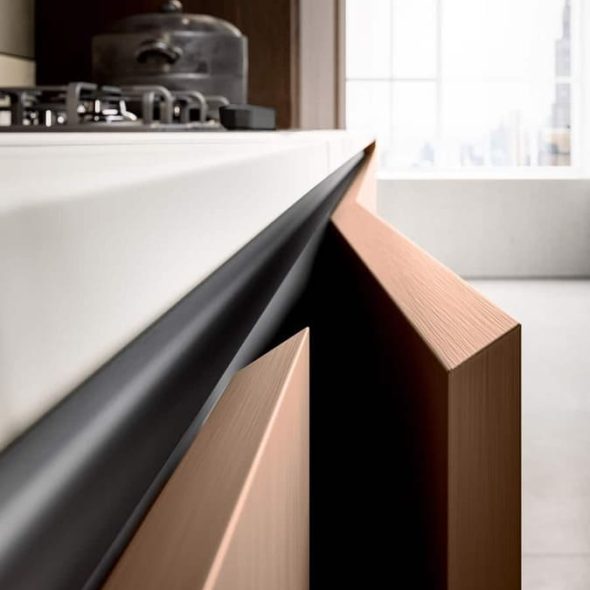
(0, 152), (364, 590)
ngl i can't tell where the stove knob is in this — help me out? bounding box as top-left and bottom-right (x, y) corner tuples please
(160, 0), (183, 13)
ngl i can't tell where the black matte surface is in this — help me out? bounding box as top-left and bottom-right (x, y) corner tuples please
(268, 225), (447, 589)
(219, 104), (276, 130)
(0, 152), (364, 590)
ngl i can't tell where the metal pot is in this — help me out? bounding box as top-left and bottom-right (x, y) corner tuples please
(92, 0), (248, 104)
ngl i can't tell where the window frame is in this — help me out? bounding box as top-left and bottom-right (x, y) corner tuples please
(340, 0), (586, 178)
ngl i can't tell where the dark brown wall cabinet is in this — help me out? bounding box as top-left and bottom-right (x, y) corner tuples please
(35, 0), (299, 128)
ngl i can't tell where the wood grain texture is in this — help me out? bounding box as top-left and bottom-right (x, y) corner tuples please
(332, 145), (518, 370)
(449, 327), (521, 590)
(331, 146), (521, 589)
(103, 329), (309, 590)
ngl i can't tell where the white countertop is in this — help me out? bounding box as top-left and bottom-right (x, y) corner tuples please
(0, 130), (373, 449)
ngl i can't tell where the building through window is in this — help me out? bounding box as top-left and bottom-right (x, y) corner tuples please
(345, 0), (575, 171)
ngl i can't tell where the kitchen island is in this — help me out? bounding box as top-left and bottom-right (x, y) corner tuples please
(0, 131), (520, 590)
(0, 130), (371, 446)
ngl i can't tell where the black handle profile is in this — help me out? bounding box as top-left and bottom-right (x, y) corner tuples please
(135, 39), (183, 65)
(219, 104), (277, 131)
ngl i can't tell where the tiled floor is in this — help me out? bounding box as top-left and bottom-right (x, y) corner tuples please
(471, 280), (590, 590)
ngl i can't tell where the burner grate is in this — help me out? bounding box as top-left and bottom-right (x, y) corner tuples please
(0, 82), (226, 131)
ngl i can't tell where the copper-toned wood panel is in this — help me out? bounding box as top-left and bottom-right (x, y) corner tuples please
(103, 329), (309, 590)
(330, 146), (521, 589)
(448, 327), (521, 590)
(332, 146), (517, 370)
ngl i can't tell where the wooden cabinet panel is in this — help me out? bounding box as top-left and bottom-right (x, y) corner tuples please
(99, 145), (519, 589)
(329, 145), (521, 589)
(103, 329), (309, 590)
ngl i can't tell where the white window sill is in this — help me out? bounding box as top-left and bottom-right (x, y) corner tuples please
(378, 167), (589, 181)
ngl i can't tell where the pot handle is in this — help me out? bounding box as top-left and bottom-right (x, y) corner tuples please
(160, 0), (183, 12)
(135, 39), (183, 65)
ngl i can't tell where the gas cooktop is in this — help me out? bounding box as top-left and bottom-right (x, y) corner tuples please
(0, 81), (274, 132)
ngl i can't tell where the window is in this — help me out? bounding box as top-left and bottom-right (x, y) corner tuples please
(345, 0), (577, 172)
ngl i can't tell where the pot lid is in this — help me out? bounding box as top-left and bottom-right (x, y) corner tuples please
(106, 1), (243, 37)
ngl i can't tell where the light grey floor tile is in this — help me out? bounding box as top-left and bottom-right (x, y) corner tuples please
(523, 555), (590, 590)
(523, 408), (590, 553)
(470, 281), (590, 571)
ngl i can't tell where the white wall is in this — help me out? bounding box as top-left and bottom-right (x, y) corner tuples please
(378, 179), (590, 278)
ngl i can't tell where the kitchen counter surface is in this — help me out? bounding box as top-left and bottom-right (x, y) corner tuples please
(0, 130), (373, 449)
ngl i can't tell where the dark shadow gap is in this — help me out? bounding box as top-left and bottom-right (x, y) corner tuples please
(268, 224), (448, 589)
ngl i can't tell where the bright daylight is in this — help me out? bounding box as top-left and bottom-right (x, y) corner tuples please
(346, 0), (574, 170)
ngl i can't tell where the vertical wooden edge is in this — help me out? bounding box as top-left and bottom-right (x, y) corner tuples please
(336, 0), (346, 129)
(298, 0), (341, 129)
(103, 328), (310, 590)
(448, 326), (521, 590)
(290, 0), (301, 128)
(332, 145), (378, 214)
(207, 330), (309, 590)
(332, 144), (521, 588)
